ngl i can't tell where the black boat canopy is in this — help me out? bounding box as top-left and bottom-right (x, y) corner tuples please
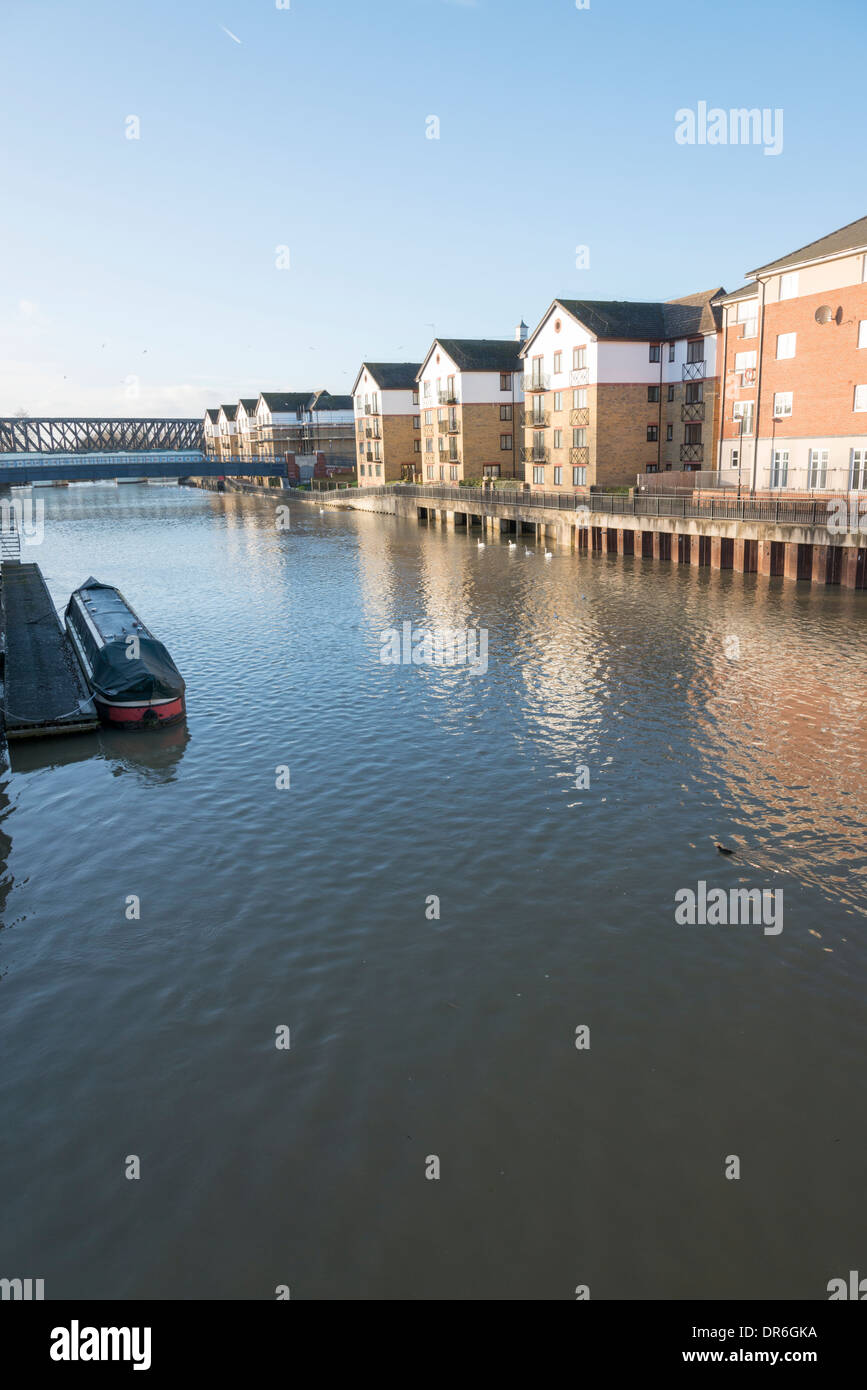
(90, 637), (185, 703)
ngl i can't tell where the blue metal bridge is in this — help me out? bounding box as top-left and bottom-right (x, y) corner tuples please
(0, 418), (287, 484)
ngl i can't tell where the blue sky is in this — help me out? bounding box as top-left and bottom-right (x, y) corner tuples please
(1, 0), (865, 416)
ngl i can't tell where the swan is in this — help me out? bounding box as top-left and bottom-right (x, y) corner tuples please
(544, 550), (553, 559)
(524, 547), (533, 556)
(508, 540), (517, 549)
(477, 539), (485, 548)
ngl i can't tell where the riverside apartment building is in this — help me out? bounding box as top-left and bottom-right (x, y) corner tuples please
(415, 334), (526, 482)
(714, 214), (867, 493)
(519, 292), (724, 490)
(352, 363), (421, 484)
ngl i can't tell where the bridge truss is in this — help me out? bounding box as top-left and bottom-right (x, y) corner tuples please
(0, 417), (203, 455)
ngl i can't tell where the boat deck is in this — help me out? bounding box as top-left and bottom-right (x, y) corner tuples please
(1, 562), (99, 739)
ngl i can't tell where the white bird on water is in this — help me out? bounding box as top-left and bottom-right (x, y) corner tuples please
(544, 550), (553, 559)
(477, 539), (485, 549)
(319, 508), (325, 514)
(508, 540), (517, 549)
(524, 547), (533, 556)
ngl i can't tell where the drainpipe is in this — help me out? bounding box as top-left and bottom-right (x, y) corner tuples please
(717, 311), (728, 473)
(657, 348), (663, 472)
(752, 277), (767, 494)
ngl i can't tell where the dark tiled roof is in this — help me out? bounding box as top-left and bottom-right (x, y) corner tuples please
(747, 214), (867, 276)
(360, 362), (422, 390)
(309, 391), (353, 412)
(432, 339), (525, 372)
(713, 284), (759, 305)
(205, 408), (220, 423)
(555, 291), (722, 342)
(664, 289), (724, 336)
(219, 404), (239, 421)
(239, 398), (258, 411)
(259, 392), (312, 413)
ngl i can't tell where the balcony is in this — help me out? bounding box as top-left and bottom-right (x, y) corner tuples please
(438, 389), (458, 405)
(680, 442), (704, 463)
(526, 411), (550, 429)
(681, 401), (705, 421)
(570, 367), (589, 386)
(570, 408), (590, 427)
(521, 445), (549, 463)
(365, 425), (382, 439)
(447, 416), (460, 433)
(523, 373), (550, 392)
(439, 453), (460, 466)
(570, 446), (589, 467)
(437, 418), (449, 433)
(369, 404), (381, 415)
(683, 359), (706, 380)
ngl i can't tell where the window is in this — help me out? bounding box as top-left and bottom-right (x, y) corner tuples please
(851, 449), (867, 489)
(735, 350), (757, 373)
(533, 465), (545, 484)
(414, 440), (421, 453)
(572, 466), (587, 486)
(425, 438), (433, 452)
(737, 299), (758, 337)
(687, 339), (705, 363)
(554, 466), (563, 485)
(776, 332), (796, 359)
(647, 425), (658, 442)
(648, 385), (660, 403)
(446, 375), (455, 399)
(779, 272), (799, 300)
(856, 385), (867, 412)
(649, 343), (660, 362)
(685, 382), (703, 403)
(733, 401), (754, 434)
(500, 434), (513, 450)
(423, 381), (431, 400)
(773, 391), (793, 418)
(449, 465), (458, 481)
(859, 321), (867, 349)
(684, 423), (702, 444)
(500, 404), (513, 421)
(730, 447), (739, 470)
(483, 464), (500, 478)
(808, 449), (828, 488)
(573, 428), (586, 447)
(553, 351), (562, 374)
(438, 465), (445, 480)
(553, 430), (562, 449)
(669, 342), (676, 362)
(375, 464), (382, 477)
(413, 416), (420, 429)
(667, 384), (675, 402)
(359, 465), (365, 477)
(770, 450), (789, 487)
(425, 409), (433, 425)
(412, 390), (419, 405)
(553, 392), (562, 411)
(500, 373), (512, 391)
(573, 388), (587, 408)
(666, 424), (673, 441)
(573, 347), (587, 369)
(426, 464), (433, 479)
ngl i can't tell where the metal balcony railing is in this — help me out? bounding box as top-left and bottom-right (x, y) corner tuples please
(437, 419), (449, 433)
(683, 360), (706, 380)
(438, 390), (458, 405)
(570, 407), (590, 427)
(523, 373), (550, 392)
(681, 442), (704, 463)
(369, 404), (381, 415)
(681, 401), (705, 421)
(526, 411), (550, 429)
(447, 417), (460, 433)
(570, 447), (589, 466)
(521, 445), (549, 463)
(570, 367), (589, 386)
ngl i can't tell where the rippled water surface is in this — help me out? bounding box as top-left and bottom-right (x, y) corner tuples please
(1, 483), (865, 1300)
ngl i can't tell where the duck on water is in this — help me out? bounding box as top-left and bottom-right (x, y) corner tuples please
(64, 578), (186, 729)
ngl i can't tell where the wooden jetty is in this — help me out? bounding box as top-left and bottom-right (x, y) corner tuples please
(1, 562), (99, 739)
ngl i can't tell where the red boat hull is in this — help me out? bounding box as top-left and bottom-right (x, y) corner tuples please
(95, 696), (186, 729)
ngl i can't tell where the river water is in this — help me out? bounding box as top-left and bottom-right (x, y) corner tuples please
(1, 482), (864, 1300)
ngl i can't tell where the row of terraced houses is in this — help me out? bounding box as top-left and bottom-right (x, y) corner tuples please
(204, 215), (867, 495)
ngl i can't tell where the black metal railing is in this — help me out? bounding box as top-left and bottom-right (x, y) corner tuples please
(681, 443), (704, 463)
(521, 446), (549, 463)
(321, 483), (855, 529)
(681, 402), (705, 421)
(570, 447), (589, 466)
(570, 407), (590, 427)
(683, 360), (706, 380)
(438, 390), (458, 405)
(526, 411), (550, 429)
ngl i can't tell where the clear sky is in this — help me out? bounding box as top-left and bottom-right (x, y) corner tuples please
(1, 0), (865, 417)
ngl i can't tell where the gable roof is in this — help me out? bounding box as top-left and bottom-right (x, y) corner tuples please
(713, 283), (759, 305)
(308, 390), (353, 412)
(219, 404), (239, 422)
(418, 339), (524, 378)
(257, 392), (312, 414)
(238, 397), (258, 412)
(747, 214), (867, 277)
(353, 362), (422, 393)
(205, 408), (220, 423)
(522, 292), (723, 355)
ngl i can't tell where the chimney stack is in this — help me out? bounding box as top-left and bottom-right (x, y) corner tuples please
(515, 319), (528, 342)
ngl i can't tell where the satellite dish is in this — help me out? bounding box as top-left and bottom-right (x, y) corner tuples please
(815, 305), (833, 324)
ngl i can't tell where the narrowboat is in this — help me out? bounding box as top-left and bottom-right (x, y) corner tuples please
(65, 578), (186, 728)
